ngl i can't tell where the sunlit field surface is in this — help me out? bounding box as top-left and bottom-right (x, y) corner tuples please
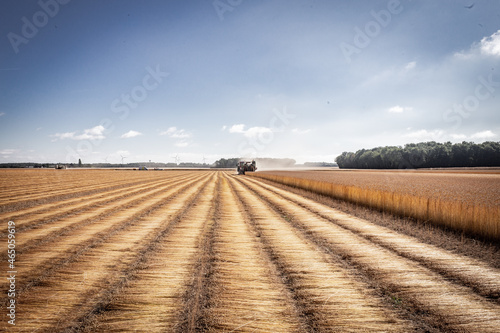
(1, 169), (500, 332)
(250, 169), (500, 240)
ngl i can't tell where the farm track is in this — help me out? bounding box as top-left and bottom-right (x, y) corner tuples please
(234, 175), (500, 332)
(5, 173), (213, 332)
(1, 170), (499, 332)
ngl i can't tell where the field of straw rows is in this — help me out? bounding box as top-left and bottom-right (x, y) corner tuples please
(1, 169), (499, 332)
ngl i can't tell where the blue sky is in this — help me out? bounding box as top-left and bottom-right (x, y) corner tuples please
(1, 0), (499, 164)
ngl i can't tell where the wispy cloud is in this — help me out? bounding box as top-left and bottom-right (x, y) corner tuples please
(450, 133), (467, 140)
(480, 30), (500, 57)
(160, 127), (191, 138)
(388, 105), (412, 113)
(0, 112), (5, 117)
(455, 29), (500, 59)
(405, 129), (444, 141)
(403, 130), (496, 143)
(404, 61), (416, 70)
(471, 130), (496, 140)
(51, 125), (106, 141)
(292, 128), (311, 135)
(227, 124), (273, 138)
(160, 127), (192, 148)
(0, 149), (16, 156)
(121, 130), (143, 138)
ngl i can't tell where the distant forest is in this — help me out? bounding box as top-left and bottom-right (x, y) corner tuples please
(335, 141), (500, 169)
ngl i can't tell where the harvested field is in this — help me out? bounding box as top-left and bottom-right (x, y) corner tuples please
(249, 170), (500, 240)
(1, 169), (499, 332)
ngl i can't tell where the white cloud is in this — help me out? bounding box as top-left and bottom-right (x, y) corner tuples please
(244, 127), (273, 138)
(221, 125), (227, 131)
(51, 125), (106, 141)
(160, 127), (191, 138)
(228, 124), (246, 134)
(450, 133), (467, 140)
(480, 30), (500, 57)
(455, 30), (500, 59)
(404, 61), (416, 70)
(388, 105), (412, 113)
(292, 128), (311, 135)
(121, 130), (143, 138)
(0, 149), (16, 156)
(160, 127), (192, 148)
(51, 132), (76, 141)
(76, 125), (106, 140)
(0, 112), (5, 117)
(227, 124), (273, 138)
(402, 130), (496, 143)
(405, 129), (444, 140)
(471, 130), (496, 140)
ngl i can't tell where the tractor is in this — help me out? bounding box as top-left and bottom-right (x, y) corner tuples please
(237, 160), (257, 175)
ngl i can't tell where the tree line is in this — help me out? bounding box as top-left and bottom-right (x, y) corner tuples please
(335, 141), (500, 169)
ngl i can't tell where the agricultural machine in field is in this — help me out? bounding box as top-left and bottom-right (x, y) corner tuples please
(237, 160), (257, 175)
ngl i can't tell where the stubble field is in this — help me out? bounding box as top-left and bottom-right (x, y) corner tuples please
(1, 169), (500, 332)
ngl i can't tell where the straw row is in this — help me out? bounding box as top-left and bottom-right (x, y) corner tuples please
(6, 172), (213, 332)
(0, 172), (209, 307)
(228, 174), (411, 332)
(244, 175), (500, 299)
(0, 172), (182, 226)
(0, 169), (169, 210)
(0, 172), (204, 265)
(238, 175), (500, 331)
(0, 172), (194, 234)
(85, 173), (218, 332)
(203, 175), (305, 332)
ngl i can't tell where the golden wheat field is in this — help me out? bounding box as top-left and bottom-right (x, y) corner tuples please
(250, 170), (500, 241)
(1, 169), (500, 332)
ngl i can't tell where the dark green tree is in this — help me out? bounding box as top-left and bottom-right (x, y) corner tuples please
(335, 141), (500, 169)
